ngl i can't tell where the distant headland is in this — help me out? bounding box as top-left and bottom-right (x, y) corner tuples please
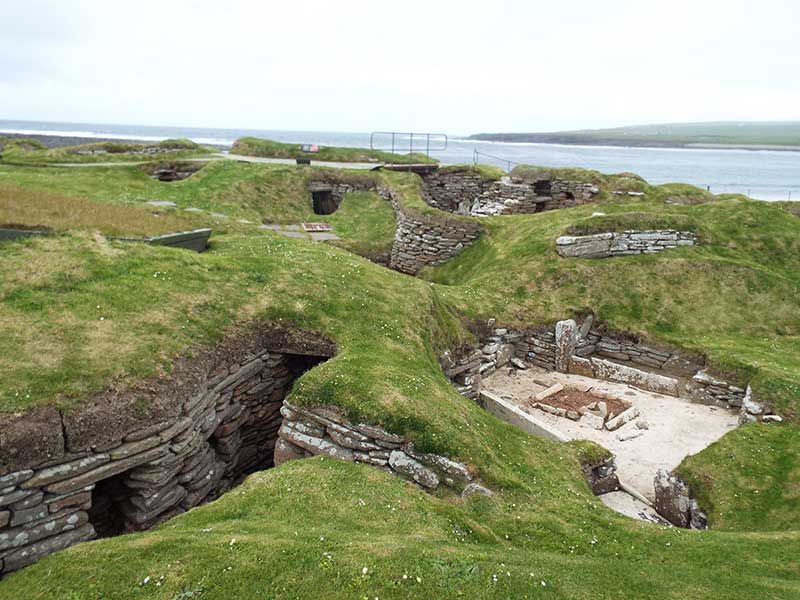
(469, 120), (800, 151)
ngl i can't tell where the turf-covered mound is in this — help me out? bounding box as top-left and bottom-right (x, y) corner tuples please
(0, 139), (214, 164)
(231, 136), (437, 165)
(2, 459), (798, 599)
(1, 161), (800, 597)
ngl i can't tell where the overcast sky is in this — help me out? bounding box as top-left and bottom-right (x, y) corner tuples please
(2, 0), (799, 134)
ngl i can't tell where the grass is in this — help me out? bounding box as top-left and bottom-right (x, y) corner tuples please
(0, 162), (399, 257)
(439, 164), (506, 181)
(1, 161), (800, 598)
(677, 424), (800, 532)
(0, 184), (199, 237)
(564, 212), (698, 236)
(3, 456), (799, 599)
(0, 139), (215, 164)
(231, 136), (438, 165)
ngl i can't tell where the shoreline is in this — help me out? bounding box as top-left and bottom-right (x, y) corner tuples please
(467, 136), (800, 153)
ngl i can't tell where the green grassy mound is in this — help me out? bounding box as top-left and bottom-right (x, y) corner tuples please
(470, 121), (800, 148)
(3, 458), (798, 599)
(1, 162), (799, 598)
(0, 161), (397, 257)
(231, 136), (438, 165)
(0, 140), (214, 164)
(564, 212), (699, 236)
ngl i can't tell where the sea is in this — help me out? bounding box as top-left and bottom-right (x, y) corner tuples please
(1, 119), (798, 201)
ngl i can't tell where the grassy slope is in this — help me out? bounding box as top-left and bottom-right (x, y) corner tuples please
(0, 184), (201, 237)
(231, 136), (438, 164)
(1, 165), (800, 598)
(0, 161), (396, 257)
(3, 459), (798, 600)
(470, 121), (800, 148)
(421, 186), (800, 536)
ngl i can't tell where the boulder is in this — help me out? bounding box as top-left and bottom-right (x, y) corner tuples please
(534, 383), (564, 402)
(388, 451), (439, 489)
(568, 356), (595, 378)
(605, 406), (640, 431)
(592, 358), (680, 397)
(461, 482), (493, 499)
(510, 358), (528, 370)
(580, 411), (605, 430)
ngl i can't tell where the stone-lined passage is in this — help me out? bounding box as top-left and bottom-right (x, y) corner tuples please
(0, 333), (334, 575)
(556, 230), (697, 258)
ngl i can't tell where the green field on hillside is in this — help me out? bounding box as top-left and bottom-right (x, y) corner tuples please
(470, 121), (800, 149)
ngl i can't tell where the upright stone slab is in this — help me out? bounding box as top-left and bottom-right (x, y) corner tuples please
(554, 320), (577, 373)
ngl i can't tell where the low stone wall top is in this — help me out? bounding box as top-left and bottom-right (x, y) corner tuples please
(276, 403), (489, 496)
(556, 230), (697, 258)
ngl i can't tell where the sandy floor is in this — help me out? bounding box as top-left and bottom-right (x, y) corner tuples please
(483, 367), (739, 501)
(598, 491), (670, 524)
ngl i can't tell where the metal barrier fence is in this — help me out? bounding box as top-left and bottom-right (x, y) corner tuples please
(472, 149), (519, 173)
(369, 132), (448, 162)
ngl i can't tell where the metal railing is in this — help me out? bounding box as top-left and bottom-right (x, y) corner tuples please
(370, 132), (448, 163)
(472, 149), (519, 173)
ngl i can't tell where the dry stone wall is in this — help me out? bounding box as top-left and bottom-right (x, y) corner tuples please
(0, 324), (493, 575)
(0, 331), (335, 576)
(421, 169), (599, 217)
(388, 198), (483, 275)
(556, 230), (697, 258)
(440, 315), (758, 413)
(275, 403), (485, 494)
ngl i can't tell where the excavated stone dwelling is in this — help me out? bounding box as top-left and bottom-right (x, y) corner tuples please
(0, 328), (335, 574)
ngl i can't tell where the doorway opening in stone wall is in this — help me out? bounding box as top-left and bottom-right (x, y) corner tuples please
(224, 352), (330, 481)
(311, 190), (339, 215)
(534, 202), (546, 213)
(88, 473), (130, 538)
(565, 191), (575, 202)
(534, 180), (552, 195)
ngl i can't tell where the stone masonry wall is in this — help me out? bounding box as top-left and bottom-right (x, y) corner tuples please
(275, 403), (490, 496)
(388, 199), (483, 275)
(556, 230), (697, 258)
(440, 315), (755, 412)
(0, 334), (334, 576)
(421, 169), (599, 217)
